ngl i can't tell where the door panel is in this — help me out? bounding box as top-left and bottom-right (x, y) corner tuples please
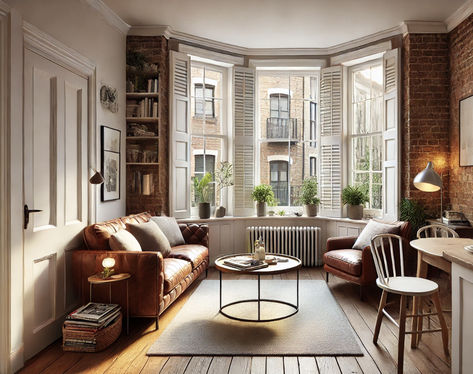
(23, 49), (88, 359)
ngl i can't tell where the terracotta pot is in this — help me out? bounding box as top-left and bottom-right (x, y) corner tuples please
(305, 204), (318, 217)
(347, 204), (363, 220)
(215, 206), (226, 218)
(256, 202), (267, 217)
(198, 203), (211, 219)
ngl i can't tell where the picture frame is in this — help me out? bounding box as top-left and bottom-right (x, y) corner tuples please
(101, 126), (121, 201)
(460, 94), (473, 166)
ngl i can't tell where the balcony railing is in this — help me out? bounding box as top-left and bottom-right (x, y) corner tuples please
(266, 118), (298, 141)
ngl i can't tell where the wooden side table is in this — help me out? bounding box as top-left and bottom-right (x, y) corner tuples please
(88, 273), (131, 335)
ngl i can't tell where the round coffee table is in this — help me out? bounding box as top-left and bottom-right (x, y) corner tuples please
(214, 253), (302, 322)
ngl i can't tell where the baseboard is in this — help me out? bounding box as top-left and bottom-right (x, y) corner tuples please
(10, 344), (24, 373)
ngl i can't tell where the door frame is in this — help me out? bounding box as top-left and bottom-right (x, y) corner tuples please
(7, 19), (97, 372)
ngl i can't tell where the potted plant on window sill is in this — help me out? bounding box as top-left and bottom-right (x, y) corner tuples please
(342, 184), (369, 220)
(299, 177), (320, 217)
(251, 184), (275, 217)
(214, 161), (233, 218)
(193, 172), (213, 219)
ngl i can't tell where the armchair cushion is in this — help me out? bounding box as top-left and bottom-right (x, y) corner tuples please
(324, 249), (362, 276)
(352, 220), (401, 250)
(169, 245), (209, 269)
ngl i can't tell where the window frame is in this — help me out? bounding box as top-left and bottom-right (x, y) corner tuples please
(194, 83), (215, 118)
(255, 69), (320, 212)
(347, 58), (384, 217)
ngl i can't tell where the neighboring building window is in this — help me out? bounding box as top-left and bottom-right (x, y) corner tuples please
(310, 156), (317, 177)
(349, 61), (383, 211)
(194, 83), (215, 117)
(270, 161), (288, 206)
(194, 154), (216, 205)
(258, 72), (319, 207)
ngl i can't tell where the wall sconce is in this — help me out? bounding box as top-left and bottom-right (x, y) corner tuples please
(413, 161), (443, 219)
(89, 169), (104, 185)
(101, 257), (115, 278)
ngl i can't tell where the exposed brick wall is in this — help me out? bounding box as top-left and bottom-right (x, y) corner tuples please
(401, 33), (450, 217)
(449, 13), (473, 222)
(126, 36), (169, 215)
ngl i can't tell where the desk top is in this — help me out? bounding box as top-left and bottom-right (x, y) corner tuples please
(410, 237), (473, 269)
(215, 253), (301, 275)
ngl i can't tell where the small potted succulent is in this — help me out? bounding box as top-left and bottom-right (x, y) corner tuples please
(251, 184), (275, 217)
(342, 184), (369, 220)
(193, 172), (213, 219)
(299, 177), (320, 217)
(214, 161), (234, 217)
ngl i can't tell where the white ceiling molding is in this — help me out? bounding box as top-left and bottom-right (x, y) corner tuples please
(249, 59), (326, 69)
(331, 41), (391, 66)
(130, 24), (402, 57)
(400, 21), (447, 35)
(85, 0), (130, 35)
(179, 44), (244, 66)
(445, 0), (473, 31)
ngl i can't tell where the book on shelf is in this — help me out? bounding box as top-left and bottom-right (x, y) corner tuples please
(138, 98), (158, 118)
(147, 78), (159, 93)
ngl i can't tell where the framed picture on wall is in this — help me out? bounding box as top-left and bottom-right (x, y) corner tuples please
(460, 94), (473, 166)
(101, 126), (121, 201)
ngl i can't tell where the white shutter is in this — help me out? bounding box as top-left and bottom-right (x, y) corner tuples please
(169, 51), (191, 218)
(382, 49), (400, 221)
(319, 66), (343, 217)
(233, 67), (255, 216)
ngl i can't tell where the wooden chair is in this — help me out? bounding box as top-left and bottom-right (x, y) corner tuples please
(417, 224), (459, 239)
(370, 233), (449, 374)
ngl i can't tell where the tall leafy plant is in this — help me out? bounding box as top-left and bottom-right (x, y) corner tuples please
(299, 177), (320, 205)
(400, 198), (426, 237)
(193, 172), (213, 204)
(214, 161), (233, 206)
(251, 184), (275, 204)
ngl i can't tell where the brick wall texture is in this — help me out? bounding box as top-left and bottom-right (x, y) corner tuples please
(449, 13), (473, 221)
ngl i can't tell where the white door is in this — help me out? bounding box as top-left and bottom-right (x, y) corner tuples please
(23, 49), (88, 359)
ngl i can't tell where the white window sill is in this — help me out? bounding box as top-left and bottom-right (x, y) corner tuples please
(177, 215), (368, 225)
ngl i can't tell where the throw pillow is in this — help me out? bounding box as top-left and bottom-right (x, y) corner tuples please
(150, 216), (185, 247)
(352, 219), (401, 250)
(109, 230), (142, 252)
(126, 221), (171, 257)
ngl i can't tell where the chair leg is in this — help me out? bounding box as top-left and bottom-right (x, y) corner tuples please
(398, 295), (407, 374)
(410, 295), (421, 348)
(431, 291), (449, 357)
(325, 272), (329, 283)
(373, 290), (388, 344)
(155, 316), (159, 330)
(205, 268), (208, 278)
(417, 297), (424, 345)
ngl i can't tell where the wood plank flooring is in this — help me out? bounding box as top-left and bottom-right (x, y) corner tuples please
(18, 267), (451, 374)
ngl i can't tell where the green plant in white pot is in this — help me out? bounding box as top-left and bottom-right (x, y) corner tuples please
(342, 184), (369, 220)
(214, 161), (233, 217)
(193, 172), (213, 219)
(299, 177), (320, 217)
(251, 184), (275, 217)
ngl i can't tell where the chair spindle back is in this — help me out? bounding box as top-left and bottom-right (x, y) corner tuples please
(416, 224), (459, 239)
(370, 234), (404, 286)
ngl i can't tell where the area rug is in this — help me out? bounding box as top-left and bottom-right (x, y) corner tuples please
(147, 280), (362, 356)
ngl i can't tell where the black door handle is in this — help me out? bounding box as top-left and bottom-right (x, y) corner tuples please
(24, 204), (43, 229)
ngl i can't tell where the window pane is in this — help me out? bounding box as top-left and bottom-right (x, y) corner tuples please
(204, 68), (223, 99)
(371, 65), (383, 98)
(353, 102), (366, 134)
(372, 183), (382, 209)
(353, 69), (371, 102)
(371, 97), (383, 132)
(372, 135), (383, 171)
(353, 137), (370, 171)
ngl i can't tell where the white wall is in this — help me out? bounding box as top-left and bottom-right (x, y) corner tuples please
(7, 0), (127, 222)
(5, 0), (126, 370)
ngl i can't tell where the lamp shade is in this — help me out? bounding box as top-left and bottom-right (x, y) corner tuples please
(413, 162), (442, 192)
(89, 170), (104, 185)
(102, 257), (115, 268)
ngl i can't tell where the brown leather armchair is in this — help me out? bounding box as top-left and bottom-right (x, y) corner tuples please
(323, 221), (411, 299)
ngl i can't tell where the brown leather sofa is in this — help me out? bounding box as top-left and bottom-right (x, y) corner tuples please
(323, 221), (411, 299)
(72, 212), (209, 328)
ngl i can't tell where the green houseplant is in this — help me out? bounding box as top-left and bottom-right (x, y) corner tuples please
(400, 198), (426, 238)
(299, 177), (320, 217)
(193, 172), (213, 219)
(251, 184), (275, 217)
(342, 184), (369, 220)
(214, 161), (234, 217)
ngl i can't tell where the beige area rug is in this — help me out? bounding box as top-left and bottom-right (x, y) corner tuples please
(147, 280), (363, 356)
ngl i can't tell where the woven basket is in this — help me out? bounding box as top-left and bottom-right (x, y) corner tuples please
(62, 312), (122, 352)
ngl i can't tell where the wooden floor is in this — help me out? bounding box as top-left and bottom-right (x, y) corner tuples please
(19, 267), (451, 374)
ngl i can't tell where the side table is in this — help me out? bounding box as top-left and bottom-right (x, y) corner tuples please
(88, 272), (131, 335)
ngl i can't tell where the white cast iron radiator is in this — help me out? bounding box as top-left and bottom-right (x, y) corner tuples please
(246, 226), (321, 266)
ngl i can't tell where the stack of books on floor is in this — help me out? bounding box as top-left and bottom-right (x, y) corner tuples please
(63, 302), (121, 352)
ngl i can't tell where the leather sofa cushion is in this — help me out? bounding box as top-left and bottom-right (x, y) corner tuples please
(324, 249), (362, 276)
(163, 258), (193, 293)
(168, 245), (209, 269)
(126, 221), (171, 257)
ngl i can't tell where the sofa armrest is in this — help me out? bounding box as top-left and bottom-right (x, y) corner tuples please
(179, 223), (209, 247)
(360, 246), (377, 284)
(326, 236), (358, 252)
(72, 250), (164, 317)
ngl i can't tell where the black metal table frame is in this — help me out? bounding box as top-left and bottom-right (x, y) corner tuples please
(218, 269), (299, 322)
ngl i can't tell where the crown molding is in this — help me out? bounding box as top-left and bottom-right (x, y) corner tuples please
(445, 0), (473, 31)
(130, 24), (402, 57)
(400, 21), (447, 35)
(85, 0), (130, 35)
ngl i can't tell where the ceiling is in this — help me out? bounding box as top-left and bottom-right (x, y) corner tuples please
(104, 0), (467, 49)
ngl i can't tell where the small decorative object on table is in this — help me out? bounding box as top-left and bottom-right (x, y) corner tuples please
(254, 237), (266, 261)
(101, 257), (115, 279)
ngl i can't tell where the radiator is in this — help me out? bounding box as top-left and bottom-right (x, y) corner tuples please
(246, 226), (321, 266)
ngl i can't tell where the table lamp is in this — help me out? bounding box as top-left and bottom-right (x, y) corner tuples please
(413, 161), (443, 219)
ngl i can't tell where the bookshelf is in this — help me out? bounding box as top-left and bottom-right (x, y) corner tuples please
(126, 58), (162, 215)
